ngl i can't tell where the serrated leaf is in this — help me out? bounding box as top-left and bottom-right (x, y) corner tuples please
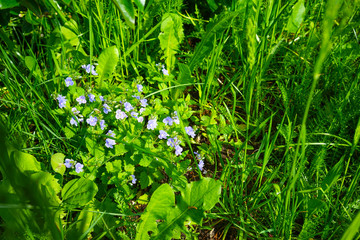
(189, 11), (239, 71)
(30, 172), (62, 206)
(97, 46), (119, 80)
(287, 0), (306, 33)
(62, 178), (98, 207)
(158, 13), (184, 72)
(51, 153), (66, 175)
(115, 143), (127, 156)
(111, 0), (135, 29)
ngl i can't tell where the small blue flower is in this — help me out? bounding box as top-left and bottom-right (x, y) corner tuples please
(82, 64), (98, 75)
(57, 94), (67, 108)
(103, 104), (111, 114)
(162, 67), (169, 76)
(159, 130), (169, 139)
(107, 130), (116, 138)
(131, 111), (138, 118)
(72, 107), (80, 115)
(147, 118), (157, 130)
(124, 102), (134, 112)
(105, 138), (116, 148)
(198, 160), (204, 172)
(131, 174), (137, 185)
(137, 84), (143, 93)
(163, 116), (173, 126)
(175, 145), (183, 156)
(185, 126), (196, 138)
(99, 95), (105, 101)
(70, 116), (79, 126)
(137, 116), (144, 123)
(173, 111), (180, 125)
(76, 96), (86, 104)
(140, 98), (148, 107)
(139, 108), (146, 114)
(75, 162), (84, 173)
(88, 93), (96, 102)
(116, 109), (127, 120)
(64, 159), (73, 168)
(65, 77), (74, 87)
(86, 116), (98, 126)
(132, 95), (141, 100)
(100, 119), (106, 130)
(167, 137), (180, 147)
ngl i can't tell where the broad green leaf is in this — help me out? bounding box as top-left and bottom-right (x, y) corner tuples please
(30, 172), (62, 206)
(0, 0), (19, 9)
(62, 178), (98, 207)
(136, 184), (175, 240)
(111, 0), (135, 29)
(158, 13), (184, 72)
(206, 0), (218, 11)
(10, 148), (41, 174)
(189, 11), (239, 71)
(67, 205), (94, 240)
(25, 56), (37, 71)
(133, 0), (145, 12)
(61, 20), (80, 47)
(341, 210), (360, 240)
(286, 0), (306, 33)
(64, 126), (76, 139)
(51, 153), (66, 175)
(97, 46), (119, 81)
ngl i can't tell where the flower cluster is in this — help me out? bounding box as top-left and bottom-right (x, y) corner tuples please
(156, 63), (169, 76)
(194, 151), (205, 172)
(64, 158), (84, 173)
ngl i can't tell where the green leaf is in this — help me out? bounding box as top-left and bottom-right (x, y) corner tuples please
(0, 0), (19, 9)
(136, 184), (175, 240)
(11, 148), (42, 174)
(286, 0), (306, 33)
(320, 156), (344, 197)
(97, 45), (119, 81)
(67, 205), (94, 240)
(51, 153), (66, 175)
(111, 0), (135, 29)
(30, 172), (62, 206)
(158, 13), (184, 72)
(62, 178), (98, 207)
(188, 11), (239, 72)
(133, 0), (145, 12)
(341, 210), (360, 240)
(64, 126), (76, 139)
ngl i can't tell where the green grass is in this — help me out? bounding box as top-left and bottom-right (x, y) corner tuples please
(1, 0), (360, 239)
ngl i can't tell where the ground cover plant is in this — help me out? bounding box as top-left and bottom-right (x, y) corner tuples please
(0, 0), (360, 239)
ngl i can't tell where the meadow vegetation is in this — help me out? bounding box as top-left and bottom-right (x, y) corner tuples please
(0, 0), (360, 239)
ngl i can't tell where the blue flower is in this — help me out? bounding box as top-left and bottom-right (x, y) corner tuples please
(137, 84), (143, 93)
(140, 98), (148, 107)
(76, 95), (87, 104)
(175, 145), (183, 156)
(75, 162), (84, 173)
(65, 77), (74, 87)
(173, 111), (180, 125)
(194, 151), (203, 161)
(132, 95), (141, 100)
(137, 116), (144, 123)
(100, 119), (106, 130)
(86, 116), (98, 126)
(82, 64), (98, 75)
(162, 67), (169, 76)
(57, 94), (67, 108)
(131, 174), (137, 185)
(159, 130), (169, 139)
(116, 109), (127, 120)
(70, 116), (79, 126)
(167, 137), (180, 147)
(64, 159), (74, 168)
(99, 95), (105, 101)
(185, 126), (196, 138)
(107, 130), (115, 138)
(88, 93), (96, 102)
(163, 116), (173, 126)
(198, 160), (204, 172)
(131, 111), (138, 118)
(147, 118), (157, 130)
(139, 108), (146, 114)
(103, 104), (111, 114)
(124, 102), (134, 112)
(105, 138), (116, 148)
(71, 107), (80, 115)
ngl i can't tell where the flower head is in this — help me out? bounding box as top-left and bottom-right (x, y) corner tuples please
(139, 108), (146, 114)
(70, 116), (79, 126)
(103, 104), (111, 114)
(132, 95), (141, 100)
(162, 67), (169, 76)
(175, 145), (183, 156)
(163, 116), (173, 126)
(185, 126), (196, 138)
(131, 111), (138, 119)
(99, 95), (105, 101)
(64, 159), (74, 168)
(116, 109), (127, 120)
(88, 93), (95, 102)
(72, 107), (80, 115)
(131, 174), (137, 185)
(86, 116), (98, 126)
(57, 95), (67, 108)
(124, 102), (134, 112)
(137, 116), (144, 123)
(100, 119), (106, 130)
(76, 95), (86, 104)
(82, 64), (98, 75)
(75, 162), (84, 173)
(147, 118), (157, 130)
(198, 160), (204, 172)
(140, 99), (148, 107)
(65, 77), (74, 87)
(105, 138), (116, 148)
(158, 130), (169, 139)
(137, 84), (143, 93)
